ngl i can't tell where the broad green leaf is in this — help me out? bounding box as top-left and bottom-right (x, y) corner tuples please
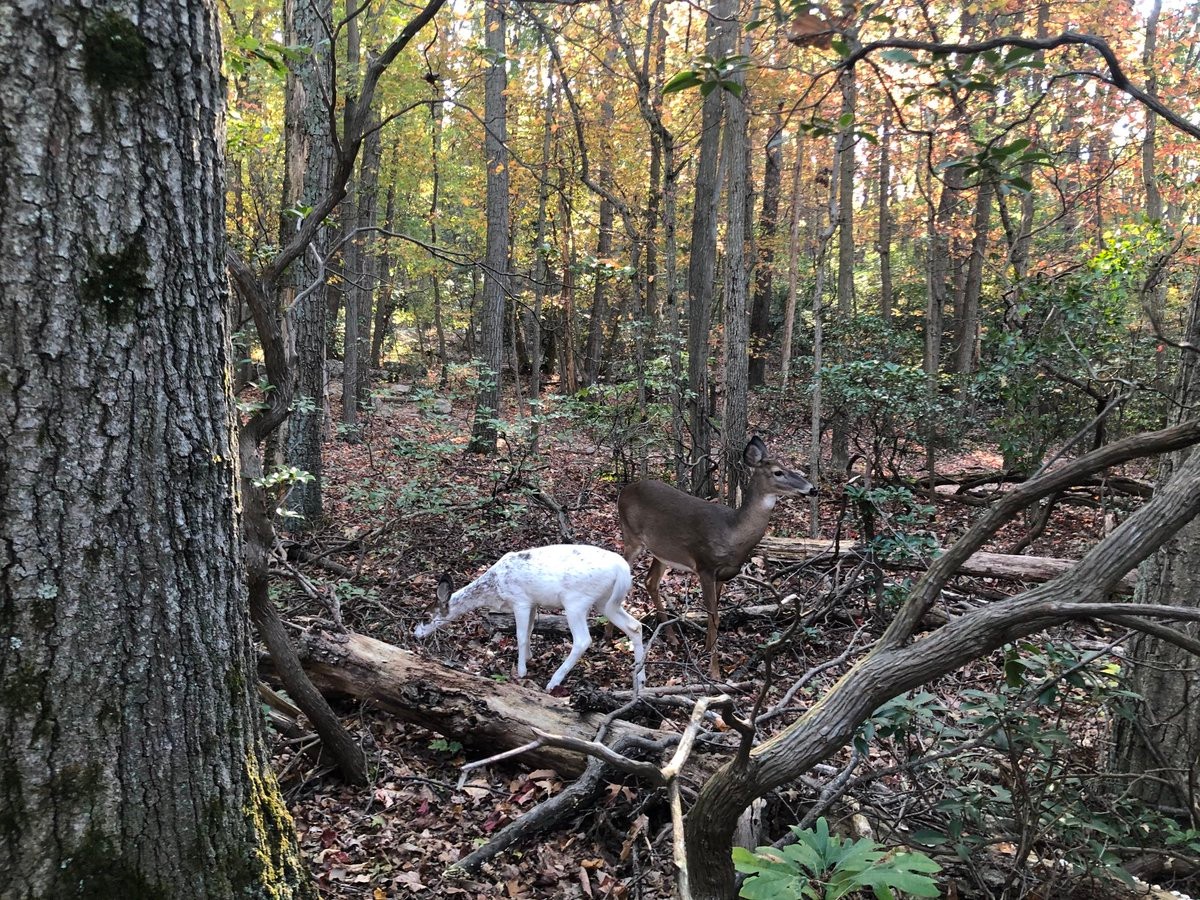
(881, 48), (918, 64)
(663, 70), (703, 94)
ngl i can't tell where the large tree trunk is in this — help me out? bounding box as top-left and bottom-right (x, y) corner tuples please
(722, 51), (750, 505)
(780, 138), (804, 391)
(529, 60), (555, 449)
(877, 105), (894, 323)
(685, 0), (735, 496)
(830, 61), (857, 479)
(284, 0), (334, 529)
(953, 178), (994, 378)
(340, 13), (363, 436)
(1142, 0), (1165, 224)
(351, 112), (381, 410)
(468, 0), (509, 453)
(370, 179), (398, 368)
(749, 103), (783, 389)
(1111, 277), (1200, 815)
(582, 48), (617, 388)
(0, 3), (313, 895)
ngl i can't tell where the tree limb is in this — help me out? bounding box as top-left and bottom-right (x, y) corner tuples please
(843, 32), (1200, 142)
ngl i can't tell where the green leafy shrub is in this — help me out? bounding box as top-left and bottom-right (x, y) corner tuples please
(819, 360), (947, 480)
(733, 817), (941, 899)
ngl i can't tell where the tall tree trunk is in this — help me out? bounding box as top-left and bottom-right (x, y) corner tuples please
(557, 166), (578, 394)
(1000, 0), (1048, 334)
(284, 0), (334, 528)
(428, 78), (449, 386)
(469, 0), (509, 453)
(340, 12), (362, 435)
(352, 112), (381, 409)
(925, 166), (960, 494)
(954, 178), (994, 378)
(877, 104), (894, 324)
(810, 142), (841, 537)
(780, 138), (804, 391)
(370, 179), (397, 368)
(610, 0), (680, 478)
(686, 0), (736, 496)
(830, 60), (857, 479)
(749, 103), (783, 389)
(0, 2), (313, 894)
(1142, 0), (1165, 224)
(722, 47), (750, 504)
(528, 61), (555, 450)
(582, 49), (618, 388)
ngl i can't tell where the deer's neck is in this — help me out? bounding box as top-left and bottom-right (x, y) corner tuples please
(730, 490), (778, 551)
(449, 574), (499, 619)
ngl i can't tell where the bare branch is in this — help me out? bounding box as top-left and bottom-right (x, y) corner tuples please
(531, 728), (666, 784)
(884, 417), (1200, 646)
(844, 32), (1200, 142)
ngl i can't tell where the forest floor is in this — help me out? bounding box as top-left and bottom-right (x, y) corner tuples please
(265, 376), (1179, 900)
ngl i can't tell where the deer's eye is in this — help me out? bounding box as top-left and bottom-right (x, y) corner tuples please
(774, 470), (784, 476)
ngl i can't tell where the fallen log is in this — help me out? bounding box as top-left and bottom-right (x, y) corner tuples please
(276, 630), (669, 778)
(757, 536), (1137, 594)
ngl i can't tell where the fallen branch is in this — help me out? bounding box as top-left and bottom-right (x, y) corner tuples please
(274, 630), (667, 778)
(449, 733), (675, 877)
(757, 535), (1138, 594)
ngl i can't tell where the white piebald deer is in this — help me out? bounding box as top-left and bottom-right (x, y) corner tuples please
(618, 436), (816, 678)
(414, 544), (645, 694)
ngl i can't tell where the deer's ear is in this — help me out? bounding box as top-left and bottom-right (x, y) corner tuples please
(744, 435), (768, 466)
(437, 574), (454, 604)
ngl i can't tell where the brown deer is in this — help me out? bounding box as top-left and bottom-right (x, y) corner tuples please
(617, 436), (816, 678)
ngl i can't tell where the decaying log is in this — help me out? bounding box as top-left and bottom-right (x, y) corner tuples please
(277, 630), (668, 778)
(756, 536), (1137, 594)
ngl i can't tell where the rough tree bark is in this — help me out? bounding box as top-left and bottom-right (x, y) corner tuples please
(283, 0), (334, 528)
(468, 0), (509, 454)
(749, 103), (783, 388)
(830, 57), (857, 479)
(582, 48), (617, 388)
(876, 104), (894, 323)
(953, 177), (993, 378)
(780, 138), (804, 391)
(340, 11), (363, 436)
(721, 47), (750, 505)
(351, 110), (382, 409)
(685, 0), (735, 496)
(0, 2), (313, 895)
(1141, 0), (1165, 224)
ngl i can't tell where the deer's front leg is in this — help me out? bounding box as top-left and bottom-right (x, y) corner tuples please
(701, 575), (723, 679)
(511, 604), (532, 679)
